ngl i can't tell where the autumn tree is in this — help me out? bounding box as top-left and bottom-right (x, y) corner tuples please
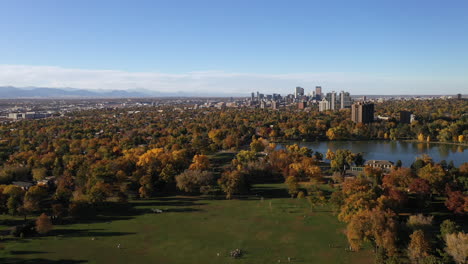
(445, 190), (467, 215)
(382, 167), (414, 190)
(138, 174), (154, 198)
(409, 178), (431, 196)
(329, 190), (344, 213)
(23, 186), (48, 213)
(88, 182), (113, 203)
(188, 154), (210, 171)
(160, 164), (177, 183)
(408, 230), (431, 264)
(32, 167), (48, 181)
(325, 149), (335, 160)
(250, 138), (267, 152)
(378, 188), (408, 212)
(218, 170), (250, 199)
(233, 150), (257, 167)
(307, 165), (323, 184)
(445, 232), (468, 264)
(306, 188), (326, 211)
(285, 176), (300, 198)
(175, 170), (214, 194)
(364, 166), (383, 186)
(326, 126), (349, 140)
(346, 208), (398, 256)
(417, 164), (447, 193)
(3, 185), (24, 215)
(136, 148), (176, 197)
(52, 203), (67, 220)
(36, 213), (53, 235)
(339, 178), (377, 222)
(407, 214), (433, 232)
(288, 158), (322, 183)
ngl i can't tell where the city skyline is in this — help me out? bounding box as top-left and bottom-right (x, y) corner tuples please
(1, 1), (468, 94)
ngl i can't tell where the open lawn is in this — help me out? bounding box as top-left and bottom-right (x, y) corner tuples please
(0, 184), (373, 264)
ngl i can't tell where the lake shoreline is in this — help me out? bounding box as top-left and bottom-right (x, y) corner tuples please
(273, 139), (468, 147)
(275, 140), (466, 167)
(401, 139), (468, 147)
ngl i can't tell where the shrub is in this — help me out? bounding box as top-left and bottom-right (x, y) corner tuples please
(407, 214), (433, 231)
(10, 221), (36, 237)
(36, 213), (53, 235)
(445, 232), (468, 264)
(175, 170), (214, 194)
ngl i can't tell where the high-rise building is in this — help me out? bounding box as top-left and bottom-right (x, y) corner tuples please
(298, 101), (307, 110)
(325, 92), (337, 110)
(351, 102), (374, 123)
(295, 87), (304, 99)
(271, 101), (279, 110)
(457, 93), (462, 100)
(251, 92), (255, 101)
(318, 99), (330, 112)
(399, 111), (412, 124)
(315, 86), (322, 100)
(340, 91), (352, 109)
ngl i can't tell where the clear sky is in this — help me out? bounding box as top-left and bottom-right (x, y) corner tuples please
(1, 0), (467, 95)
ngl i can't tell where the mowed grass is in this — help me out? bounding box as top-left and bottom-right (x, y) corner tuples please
(0, 184), (373, 264)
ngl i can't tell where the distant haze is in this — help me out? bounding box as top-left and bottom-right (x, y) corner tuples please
(0, 65), (466, 96)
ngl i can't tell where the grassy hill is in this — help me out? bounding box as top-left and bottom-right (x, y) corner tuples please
(0, 184), (373, 264)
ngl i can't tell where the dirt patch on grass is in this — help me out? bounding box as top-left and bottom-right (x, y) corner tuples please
(349, 249), (374, 264)
(280, 233), (295, 243)
(255, 231), (272, 241)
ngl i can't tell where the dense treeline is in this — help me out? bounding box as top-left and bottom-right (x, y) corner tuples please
(0, 99), (466, 263)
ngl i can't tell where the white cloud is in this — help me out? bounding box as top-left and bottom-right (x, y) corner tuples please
(0, 64), (466, 95)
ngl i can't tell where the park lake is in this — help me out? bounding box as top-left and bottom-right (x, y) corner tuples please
(277, 140), (467, 167)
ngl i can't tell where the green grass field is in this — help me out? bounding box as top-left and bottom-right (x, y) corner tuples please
(0, 184), (373, 264)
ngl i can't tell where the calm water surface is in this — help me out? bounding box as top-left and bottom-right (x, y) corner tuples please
(277, 141), (467, 167)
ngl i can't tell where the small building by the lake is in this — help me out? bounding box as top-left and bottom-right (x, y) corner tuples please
(364, 160), (394, 171)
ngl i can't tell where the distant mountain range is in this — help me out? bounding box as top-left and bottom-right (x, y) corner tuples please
(0, 87), (461, 99)
(0, 86), (153, 98)
(0, 86), (247, 98)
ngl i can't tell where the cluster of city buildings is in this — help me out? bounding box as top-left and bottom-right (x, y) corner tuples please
(250, 86), (354, 111)
(249, 86), (424, 125)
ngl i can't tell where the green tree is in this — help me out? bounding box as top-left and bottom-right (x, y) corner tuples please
(330, 149), (355, 175)
(440, 220), (461, 239)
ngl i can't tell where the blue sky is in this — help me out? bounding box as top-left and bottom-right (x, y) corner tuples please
(0, 0), (467, 95)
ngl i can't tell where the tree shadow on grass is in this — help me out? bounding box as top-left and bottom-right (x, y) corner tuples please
(70, 216), (135, 225)
(0, 258), (87, 264)
(251, 186), (290, 198)
(162, 208), (203, 213)
(130, 200), (206, 208)
(10, 250), (48, 255)
(50, 228), (136, 238)
(0, 219), (31, 227)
